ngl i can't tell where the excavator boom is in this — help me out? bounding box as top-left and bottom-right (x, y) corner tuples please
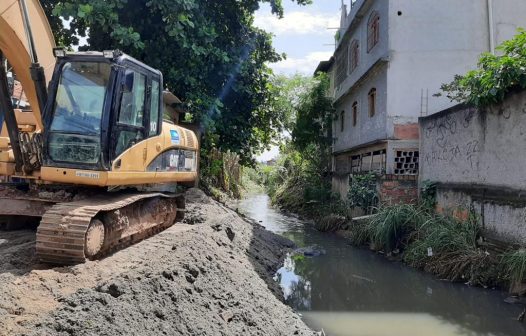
(0, 0), (56, 130)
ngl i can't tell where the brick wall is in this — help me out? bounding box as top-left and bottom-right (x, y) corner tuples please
(378, 174), (418, 205)
(394, 123), (419, 140)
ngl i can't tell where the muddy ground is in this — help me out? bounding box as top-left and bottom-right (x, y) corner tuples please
(0, 189), (315, 336)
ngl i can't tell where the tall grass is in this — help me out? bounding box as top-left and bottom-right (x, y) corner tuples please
(358, 204), (505, 285)
(404, 214), (479, 266)
(367, 204), (428, 251)
(501, 249), (526, 284)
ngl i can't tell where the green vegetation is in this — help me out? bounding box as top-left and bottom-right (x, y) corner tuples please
(368, 204), (426, 252)
(314, 214), (347, 233)
(344, 203), (526, 287)
(403, 213), (499, 286)
(419, 180), (437, 211)
(501, 249), (526, 284)
(347, 172), (378, 213)
(440, 29), (526, 107)
(240, 166), (265, 195)
(262, 73), (345, 220)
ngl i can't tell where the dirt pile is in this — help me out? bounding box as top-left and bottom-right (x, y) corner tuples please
(0, 189), (314, 336)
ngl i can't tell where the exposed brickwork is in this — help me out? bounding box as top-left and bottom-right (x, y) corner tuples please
(394, 123), (420, 140)
(435, 204), (469, 222)
(378, 176), (418, 205)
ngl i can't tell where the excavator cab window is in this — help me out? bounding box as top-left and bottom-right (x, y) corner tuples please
(44, 54), (163, 170)
(47, 61), (111, 164)
(114, 68), (146, 157)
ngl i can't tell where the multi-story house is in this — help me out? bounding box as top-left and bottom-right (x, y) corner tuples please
(321, 0), (526, 198)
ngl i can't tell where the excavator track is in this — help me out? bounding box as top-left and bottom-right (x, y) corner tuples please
(36, 192), (184, 265)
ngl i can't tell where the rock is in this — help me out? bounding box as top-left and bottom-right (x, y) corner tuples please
(96, 282), (125, 298)
(220, 311), (234, 322)
(185, 188), (210, 204)
(292, 245), (326, 257)
(225, 227), (235, 241)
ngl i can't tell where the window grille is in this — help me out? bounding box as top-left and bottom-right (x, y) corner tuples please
(367, 12), (380, 52)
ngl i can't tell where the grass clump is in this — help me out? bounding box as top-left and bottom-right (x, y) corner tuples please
(315, 214), (347, 232)
(501, 249), (526, 284)
(402, 213), (499, 285)
(404, 215), (479, 266)
(357, 204), (504, 286)
(368, 204), (427, 251)
(345, 218), (373, 246)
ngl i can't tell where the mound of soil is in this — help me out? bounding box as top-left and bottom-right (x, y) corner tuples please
(0, 189), (314, 336)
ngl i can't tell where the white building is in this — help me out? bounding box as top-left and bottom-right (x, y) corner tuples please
(322, 0), (526, 198)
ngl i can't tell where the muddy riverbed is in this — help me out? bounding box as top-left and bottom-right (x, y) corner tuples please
(236, 194), (526, 336)
(0, 189), (315, 336)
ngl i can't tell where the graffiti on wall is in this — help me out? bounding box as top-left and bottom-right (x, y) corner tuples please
(423, 107), (480, 170)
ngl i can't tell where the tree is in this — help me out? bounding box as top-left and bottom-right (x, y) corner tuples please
(263, 73), (338, 213)
(440, 29), (526, 107)
(43, 0), (311, 164)
(291, 73), (334, 153)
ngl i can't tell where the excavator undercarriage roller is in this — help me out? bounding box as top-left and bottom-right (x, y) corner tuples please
(35, 193), (184, 265)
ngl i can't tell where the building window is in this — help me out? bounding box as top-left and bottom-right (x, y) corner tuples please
(368, 88), (376, 117)
(348, 40), (359, 73)
(352, 101), (358, 127)
(367, 11), (380, 52)
(340, 111), (345, 132)
(335, 48), (348, 87)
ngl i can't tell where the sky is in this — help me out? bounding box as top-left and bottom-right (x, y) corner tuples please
(254, 1), (340, 161)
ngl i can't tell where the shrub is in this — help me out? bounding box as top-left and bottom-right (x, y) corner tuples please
(348, 172), (378, 213)
(440, 29), (526, 107)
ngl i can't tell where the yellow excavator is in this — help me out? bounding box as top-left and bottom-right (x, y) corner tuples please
(0, 0), (198, 264)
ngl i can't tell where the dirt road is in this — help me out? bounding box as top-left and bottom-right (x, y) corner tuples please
(0, 189), (315, 336)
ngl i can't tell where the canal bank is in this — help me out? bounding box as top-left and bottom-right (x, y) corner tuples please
(236, 193), (526, 336)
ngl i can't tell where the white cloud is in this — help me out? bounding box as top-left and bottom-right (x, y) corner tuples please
(255, 11), (339, 35)
(271, 51), (333, 74)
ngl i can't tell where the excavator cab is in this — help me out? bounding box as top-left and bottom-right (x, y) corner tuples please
(37, 50), (198, 187)
(44, 51), (162, 171)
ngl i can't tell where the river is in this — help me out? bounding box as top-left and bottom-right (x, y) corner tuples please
(236, 194), (526, 336)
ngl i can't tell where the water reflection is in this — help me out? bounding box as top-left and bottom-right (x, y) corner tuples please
(237, 194), (526, 336)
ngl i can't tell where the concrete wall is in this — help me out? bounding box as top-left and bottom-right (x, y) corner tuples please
(332, 173), (349, 201)
(387, 0), (488, 128)
(386, 0), (526, 121)
(420, 91), (526, 188)
(420, 90), (526, 244)
(334, 0), (526, 151)
(491, 0), (526, 49)
(436, 189), (526, 245)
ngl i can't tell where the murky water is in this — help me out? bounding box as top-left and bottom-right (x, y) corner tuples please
(236, 194), (526, 336)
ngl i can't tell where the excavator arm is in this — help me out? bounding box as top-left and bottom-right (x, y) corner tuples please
(0, 0), (56, 131)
